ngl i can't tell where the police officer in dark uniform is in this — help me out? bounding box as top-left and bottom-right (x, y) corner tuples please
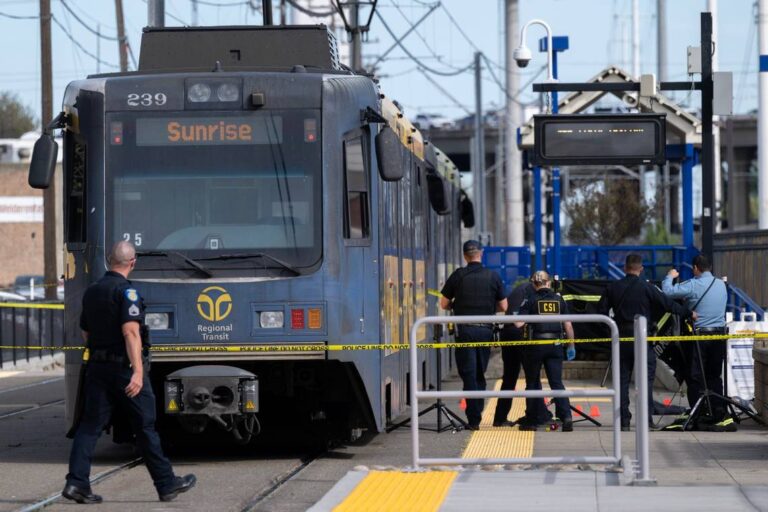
(492, 280), (541, 427)
(597, 253), (695, 431)
(440, 240), (507, 430)
(63, 241), (197, 504)
(516, 271), (576, 431)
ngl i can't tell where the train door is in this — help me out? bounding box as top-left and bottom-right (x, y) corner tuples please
(398, 153), (414, 409)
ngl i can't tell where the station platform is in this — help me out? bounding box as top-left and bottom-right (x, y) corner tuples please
(310, 380), (768, 512)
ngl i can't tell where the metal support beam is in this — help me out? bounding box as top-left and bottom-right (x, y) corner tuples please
(682, 145), (695, 248)
(148, 0), (164, 28)
(759, 0), (768, 228)
(474, 52), (486, 237)
(532, 81), (702, 92)
(534, 166), (543, 270)
(506, 0), (524, 246)
(701, 12), (714, 257)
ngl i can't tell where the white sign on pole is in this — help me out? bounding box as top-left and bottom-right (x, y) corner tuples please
(726, 314), (766, 401)
(0, 196), (43, 223)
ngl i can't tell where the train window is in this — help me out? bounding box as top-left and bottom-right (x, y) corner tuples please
(65, 134), (87, 247)
(343, 135), (370, 239)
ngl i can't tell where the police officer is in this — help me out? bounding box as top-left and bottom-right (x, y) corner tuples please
(63, 241), (197, 504)
(598, 253), (695, 431)
(516, 271), (575, 431)
(440, 240), (507, 430)
(492, 280), (550, 427)
(662, 254), (731, 429)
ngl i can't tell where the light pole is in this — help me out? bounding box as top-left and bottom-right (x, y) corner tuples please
(514, 19), (559, 275)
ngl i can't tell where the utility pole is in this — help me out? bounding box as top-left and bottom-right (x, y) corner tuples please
(474, 52), (486, 237)
(759, 0), (768, 229)
(263, 0), (273, 25)
(191, 0), (198, 26)
(701, 12), (715, 257)
(505, 0), (523, 246)
(40, 0), (57, 300)
(96, 24), (101, 74)
(115, 0), (129, 71)
(148, 0), (165, 28)
(658, 0), (671, 234)
(632, 0), (640, 77)
(350, 1), (362, 71)
(708, 0), (722, 232)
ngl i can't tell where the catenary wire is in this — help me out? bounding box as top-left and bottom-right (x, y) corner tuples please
(375, 10), (473, 77)
(284, 0), (336, 17)
(59, 0), (120, 40)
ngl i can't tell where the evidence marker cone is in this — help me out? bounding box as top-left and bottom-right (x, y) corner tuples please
(663, 397), (672, 407)
(460, 399), (467, 411)
(589, 405), (601, 418)
(575, 405), (584, 414)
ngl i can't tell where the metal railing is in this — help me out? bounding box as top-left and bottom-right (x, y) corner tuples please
(550, 245), (694, 281)
(0, 303), (65, 368)
(409, 314), (654, 483)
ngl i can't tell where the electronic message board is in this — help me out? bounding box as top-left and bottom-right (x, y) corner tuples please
(532, 114), (666, 166)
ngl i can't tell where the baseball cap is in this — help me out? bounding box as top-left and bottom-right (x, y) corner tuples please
(462, 240), (482, 254)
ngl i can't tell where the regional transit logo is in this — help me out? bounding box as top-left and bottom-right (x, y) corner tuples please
(196, 286), (233, 322)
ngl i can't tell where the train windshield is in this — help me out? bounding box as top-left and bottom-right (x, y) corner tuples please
(106, 109), (322, 270)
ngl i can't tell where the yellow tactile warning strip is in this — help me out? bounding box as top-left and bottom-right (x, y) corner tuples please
(461, 379), (535, 459)
(332, 470), (458, 512)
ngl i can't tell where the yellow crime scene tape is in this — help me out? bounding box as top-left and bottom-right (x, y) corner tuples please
(0, 302), (64, 310)
(2, 332), (767, 353)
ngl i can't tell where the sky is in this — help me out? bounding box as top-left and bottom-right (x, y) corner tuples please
(0, 0), (759, 126)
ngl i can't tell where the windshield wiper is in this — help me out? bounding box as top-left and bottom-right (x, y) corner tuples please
(137, 251), (214, 278)
(200, 252), (300, 276)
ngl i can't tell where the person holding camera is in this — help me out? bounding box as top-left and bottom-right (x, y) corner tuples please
(598, 254), (695, 431)
(662, 254), (730, 429)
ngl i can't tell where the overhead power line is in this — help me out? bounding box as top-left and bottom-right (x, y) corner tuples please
(374, 10), (472, 77)
(195, 0), (250, 6)
(59, 0), (121, 41)
(51, 15), (120, 69)
(0, 9), (36, 18)
(284, 0), (336, 17)
(417, 68), (472, 115)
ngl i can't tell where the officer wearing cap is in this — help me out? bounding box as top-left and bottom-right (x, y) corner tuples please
(515, 271), (575, 431)
(440, 240), (507, 430)
(63, 241), (197, 504)
(598, 253), (695, 431)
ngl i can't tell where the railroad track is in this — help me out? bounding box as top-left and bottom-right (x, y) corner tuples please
(240, 451), (323, 512)
(0, 399), (64, 420)
(15, 458), (144, 512)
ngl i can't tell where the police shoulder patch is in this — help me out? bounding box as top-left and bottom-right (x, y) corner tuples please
(128, 304), (140, 317)
(125, 288), (139, 302)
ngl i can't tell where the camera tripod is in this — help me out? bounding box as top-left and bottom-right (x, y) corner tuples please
(681, 336), (766, 431)
(386, 330), (467, 433)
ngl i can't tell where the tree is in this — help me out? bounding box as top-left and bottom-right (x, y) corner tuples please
(565, 178), (653, 246)
(0, 92), (36, 138)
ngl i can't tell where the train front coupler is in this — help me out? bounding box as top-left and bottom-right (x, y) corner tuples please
(164, 365), (259, 443)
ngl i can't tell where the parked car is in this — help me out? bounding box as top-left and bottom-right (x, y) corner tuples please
(0, 290), (28, 302)
(413, 113), (454, 130)
(14, 275), (45, 300)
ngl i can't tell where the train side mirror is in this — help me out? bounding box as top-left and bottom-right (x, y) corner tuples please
(28, 133), (58, 189)
(426, 170), (451, 214)
(375, 125), (404, 182)
(460, 193), (475, 228)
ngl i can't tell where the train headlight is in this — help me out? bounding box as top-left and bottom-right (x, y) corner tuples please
(217, 83), (240, 102)
(145, 312), (170, 330)
(187, 83), (212, 103)
(259, 311), (284, 329)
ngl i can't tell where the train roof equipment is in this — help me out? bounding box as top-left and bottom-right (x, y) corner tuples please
(138, 25), (343, 73)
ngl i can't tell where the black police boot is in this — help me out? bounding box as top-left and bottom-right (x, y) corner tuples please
(62, 484), (103, 504)
(159, 474), (197, 502)
(561, 419), (573, 432)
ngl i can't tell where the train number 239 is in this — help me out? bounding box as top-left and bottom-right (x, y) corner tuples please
(127, 93), (167, 107)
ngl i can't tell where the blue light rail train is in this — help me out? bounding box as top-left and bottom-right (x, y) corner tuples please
(29, 25), (474, 444)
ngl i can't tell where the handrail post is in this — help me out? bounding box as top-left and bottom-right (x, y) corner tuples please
(411, 317), (421, 469)
(634, 315), (656, 485)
